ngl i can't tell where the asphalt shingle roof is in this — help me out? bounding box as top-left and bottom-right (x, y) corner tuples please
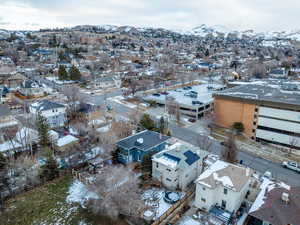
(250, 187), (300, 225)
(31, 100), (65, 111)
(0, 104), (11, 117)
(116, 130), (170, 151)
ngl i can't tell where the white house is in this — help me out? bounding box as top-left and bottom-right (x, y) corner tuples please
(152, 143), (208, 191)
(29, 100), (66, 128)
(195, 160), (252, 213)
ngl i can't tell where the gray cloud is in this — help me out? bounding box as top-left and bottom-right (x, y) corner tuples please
(1, 0), (300, 31)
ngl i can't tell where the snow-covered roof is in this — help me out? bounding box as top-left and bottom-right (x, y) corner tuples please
(15, 127), (38, 143)
(57, 135), (79, 147)
(195, 160), (252, 192)
(249, 178), (290, 214)
(153, 143), (206, 169)
(145, 83), (225, 108)
(0, 140), (22, 152)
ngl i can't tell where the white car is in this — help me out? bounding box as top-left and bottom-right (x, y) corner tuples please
(282, 161), (300, 173)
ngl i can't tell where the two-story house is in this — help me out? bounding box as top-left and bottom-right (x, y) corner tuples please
(152, 143), (208, 190)
(116, 130), (170, 164)
(195, 160), (252, 213)
(29, 100), (66, 128)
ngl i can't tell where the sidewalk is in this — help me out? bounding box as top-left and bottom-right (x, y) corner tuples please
(212, 131), (300, 163)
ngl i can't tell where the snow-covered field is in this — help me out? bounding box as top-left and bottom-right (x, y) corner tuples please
(178, 217), (201, 225)
(66, 180), (99, 208)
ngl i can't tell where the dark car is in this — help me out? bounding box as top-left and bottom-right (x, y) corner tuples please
(220, 141), (229, 147)
(152, 93), (160, 97)
(188, 118), (196, 123)
(192, 101), (202, 105)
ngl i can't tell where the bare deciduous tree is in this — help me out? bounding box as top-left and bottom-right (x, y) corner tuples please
(196, 135), (213, 153)
(221, 134), (238, 164)
(87, 166), (144, 219)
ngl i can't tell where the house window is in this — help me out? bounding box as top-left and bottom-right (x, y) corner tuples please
(156, 163), (159, 168)
(166, 168), (171, 172)
(202, 187), (206, 191)
(253, 121), (256, 125)
(224, 188), (228, 195)
(185, 174), (189, 178)
(221, 200), (226, 209)
(201, 198), (206, 202)
(166, 178), (172, 182)
(255, 108), (258, 112)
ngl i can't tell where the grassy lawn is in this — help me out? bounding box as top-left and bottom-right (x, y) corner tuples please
(0, 175), (128, 225)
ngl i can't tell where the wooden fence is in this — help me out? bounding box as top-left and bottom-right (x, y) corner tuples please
(151, 187), (195, 225)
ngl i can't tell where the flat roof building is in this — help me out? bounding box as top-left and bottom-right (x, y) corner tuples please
(144, 83), (225, 119)
(213, 84), (300, 150)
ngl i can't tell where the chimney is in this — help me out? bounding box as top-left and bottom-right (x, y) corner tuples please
(281, 192), (289, 204)
(246, 168), (250, 177)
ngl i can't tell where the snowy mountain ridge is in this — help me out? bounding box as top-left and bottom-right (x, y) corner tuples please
(1, 24), (300, 41)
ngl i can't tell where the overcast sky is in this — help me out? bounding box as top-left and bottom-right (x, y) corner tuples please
(0, 0), (299, 32)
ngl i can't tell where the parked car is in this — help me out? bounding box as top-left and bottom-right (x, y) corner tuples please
(263, 171), (272, 179)
(152, 93), (160, 97)
(282, 161), (300, 173)
(188, 118), (196, 123)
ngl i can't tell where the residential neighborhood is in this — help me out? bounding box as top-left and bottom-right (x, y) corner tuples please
(1, 3), (300, 225)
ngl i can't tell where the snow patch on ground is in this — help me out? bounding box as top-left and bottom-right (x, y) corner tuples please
(66, 180), (99, 208)
(178, 216), (201, 225)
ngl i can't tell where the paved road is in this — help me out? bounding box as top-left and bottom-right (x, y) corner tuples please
(109, 99), (300, 187)
(35, 77), (300, 187)
(169, 124), (300, 187)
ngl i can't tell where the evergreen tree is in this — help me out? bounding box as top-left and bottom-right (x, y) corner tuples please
(139, 114), (156, 131)
(0, 153), (7, 170)
(39, 149), (59, 181)
(69, 65), (81, 81)
(204, 48), (210, 57)
(58, 65), (68, 80)
(159, 116), (166, 134)
(36, 113), (50, 148)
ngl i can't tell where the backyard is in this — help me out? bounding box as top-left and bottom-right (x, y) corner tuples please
(0, 175), (128, 225)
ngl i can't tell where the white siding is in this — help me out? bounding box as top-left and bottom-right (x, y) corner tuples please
(258, 117), (300, 133)
(256, 129), (300, 147)
(195, 179), (251, 212)
(259, 107), (300, 123)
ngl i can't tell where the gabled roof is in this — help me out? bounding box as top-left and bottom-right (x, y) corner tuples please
(250, 186), (300, 225)
(31, 100), (65, 111)
(196, 160), (252, 192)
(7, 73), (27, 81)
(116, 130), (170, 151)
(0, 104), (11, 117)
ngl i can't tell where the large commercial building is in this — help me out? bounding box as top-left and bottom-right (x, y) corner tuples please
(213, 84), (300, 149)
(144, 83), (225, 119)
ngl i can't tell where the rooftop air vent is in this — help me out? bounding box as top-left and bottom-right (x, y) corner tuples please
(136, 138), (144, 145)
